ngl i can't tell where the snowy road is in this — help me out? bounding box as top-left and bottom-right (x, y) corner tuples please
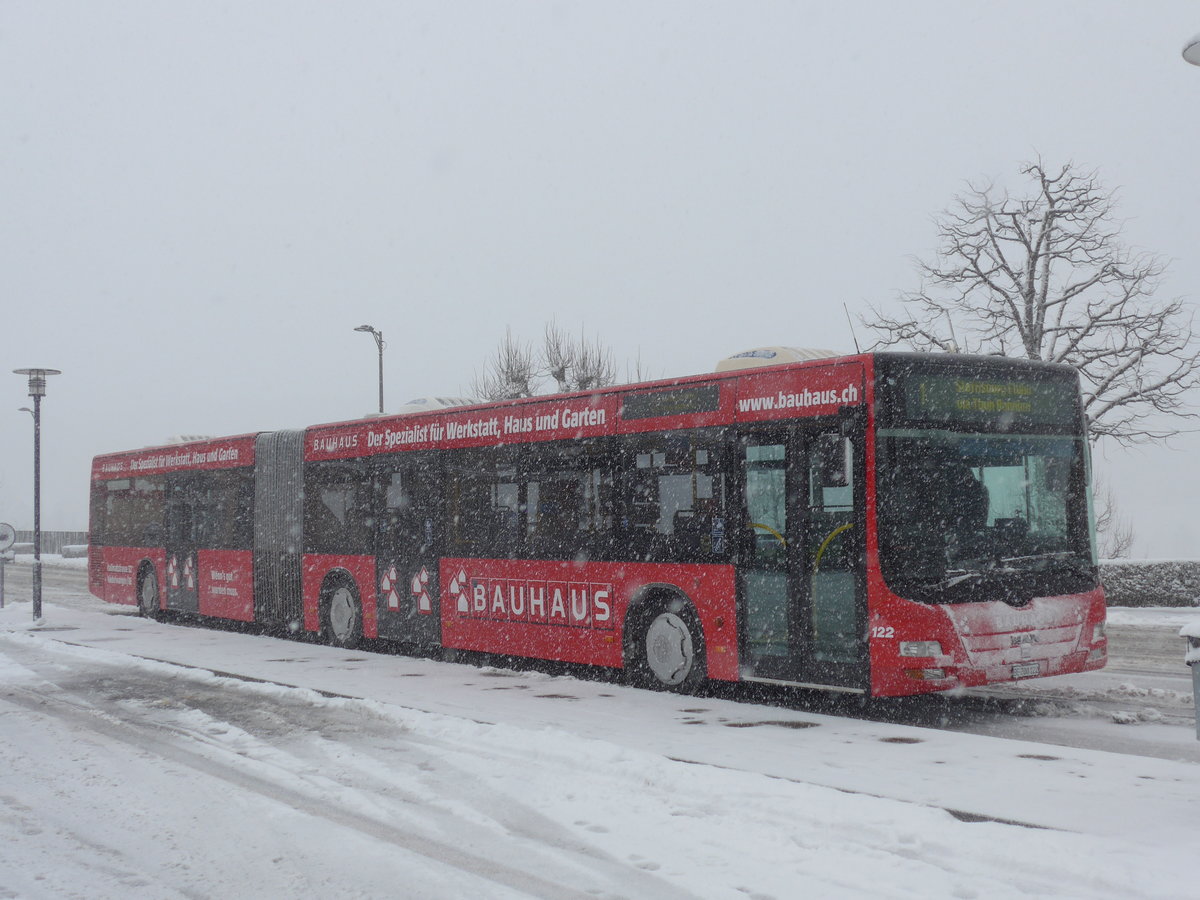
(2, 559), (1198, 898)
(1, 638), (690, 900)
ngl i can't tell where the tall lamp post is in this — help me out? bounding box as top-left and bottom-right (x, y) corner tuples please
(1182, 33), (1200, 740)
(13, 368), (61, 621)
(354, 325), (385, 414)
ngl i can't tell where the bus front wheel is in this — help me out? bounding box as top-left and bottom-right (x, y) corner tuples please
(628, 599), (706, 693)
(323, 578), (363, 649)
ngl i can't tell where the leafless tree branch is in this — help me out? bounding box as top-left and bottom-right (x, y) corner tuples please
(1093, 478), (1134, 558)
(471, 324), (619, 401)
(470, 326), (539, 401)
(865, 157), (1200, 446)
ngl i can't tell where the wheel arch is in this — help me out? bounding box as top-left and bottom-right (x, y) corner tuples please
(136, 557), (162, 616)
(624, 580), (695, 623)
(319, 565), (360, 594)
(302, 556), (380, 639)
(622, 582), (708, 670)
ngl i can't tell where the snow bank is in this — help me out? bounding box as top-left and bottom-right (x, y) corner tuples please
(8, 552), (88, 569)
(1100, 559), (1200, 608)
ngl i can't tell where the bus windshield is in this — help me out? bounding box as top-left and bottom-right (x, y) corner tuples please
(876, 429), (1096, 604)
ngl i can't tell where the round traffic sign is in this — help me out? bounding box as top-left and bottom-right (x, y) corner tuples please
(0, 522), (15, 551)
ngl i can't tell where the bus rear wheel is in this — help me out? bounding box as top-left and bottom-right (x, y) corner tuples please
(138, 567), (160, 620)
(628, 599), (706, 693)
(323, 578), (363, 649)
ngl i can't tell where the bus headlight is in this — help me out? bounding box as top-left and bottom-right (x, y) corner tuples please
(1092, 623), (1106, 643)
(899, 641), (942, 658)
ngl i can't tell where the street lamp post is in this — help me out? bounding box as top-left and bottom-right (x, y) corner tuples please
(13, 368), (61, 621)
(1181, 32), (1199, 740)
(354, 325), (385, 414)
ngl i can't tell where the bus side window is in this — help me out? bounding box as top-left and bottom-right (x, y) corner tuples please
(808, 433), (854, 561)
(623, 432), (728, 562)
(202, 469), (254, 549)
(167, 475), (205, 546)
(384, 470), (410, 513)
(304, 461), (373, 555)
(102, 476), (165, 547)
(446, 451), (520, 558)
(380, 469), (420, 547)
(522, 439), (614, 561)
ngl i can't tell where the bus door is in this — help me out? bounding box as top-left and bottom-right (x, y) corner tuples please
(803, 427), (865, 688)
(373, 453), (441, 646)
(740, 430), (799, 679)
(164, 473), (203, 614)
(739, 425), (864, 688)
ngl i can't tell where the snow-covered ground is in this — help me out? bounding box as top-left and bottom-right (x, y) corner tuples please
(1, 558), (1198, 898)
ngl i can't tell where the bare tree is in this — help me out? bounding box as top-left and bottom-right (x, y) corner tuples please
(866, 158), (1200, 446)
(470, 327), (539, 401)
(571, 332), (617, 391)
(543, 321), (576, 393)
(624, 346), (661, 384)
(1093, 478), (1134, 559)
(471, 324), (618, 401)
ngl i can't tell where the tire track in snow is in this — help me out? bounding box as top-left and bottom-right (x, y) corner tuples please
(0, 640), (701, 900)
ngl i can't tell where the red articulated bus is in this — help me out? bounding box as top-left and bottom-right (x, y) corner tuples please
(88, 352), (1107, 697)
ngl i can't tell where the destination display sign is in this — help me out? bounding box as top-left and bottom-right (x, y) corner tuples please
(622, 384), (720, 420)
(901, 373), (1078, 427)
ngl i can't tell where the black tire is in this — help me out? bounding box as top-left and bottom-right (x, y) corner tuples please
(626, 596), (706, 693)
(137, 566), (161, 620)
(322, 576), (363, 649)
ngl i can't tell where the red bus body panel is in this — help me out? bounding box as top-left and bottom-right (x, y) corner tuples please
(439, 559), (740, 680)
(304, 360), (867, 464)
(196, 549), (255, 622)
(867, 585), (1107, 697)
(92, 546), (166, 608)
(91, 436), (256, 479)
(302, 554), (379, 640)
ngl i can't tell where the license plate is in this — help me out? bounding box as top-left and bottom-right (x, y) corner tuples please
(1012, 662), (1041, 679)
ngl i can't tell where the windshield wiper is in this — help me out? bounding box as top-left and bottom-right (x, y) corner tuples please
(994, 552), (1095, 576)
(995, 551), (1076, 566)
(935, 551), (1085, 585)
(936, 570), (987, 589)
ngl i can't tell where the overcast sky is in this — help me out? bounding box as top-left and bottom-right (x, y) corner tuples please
(2, 1), (1198, 558)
